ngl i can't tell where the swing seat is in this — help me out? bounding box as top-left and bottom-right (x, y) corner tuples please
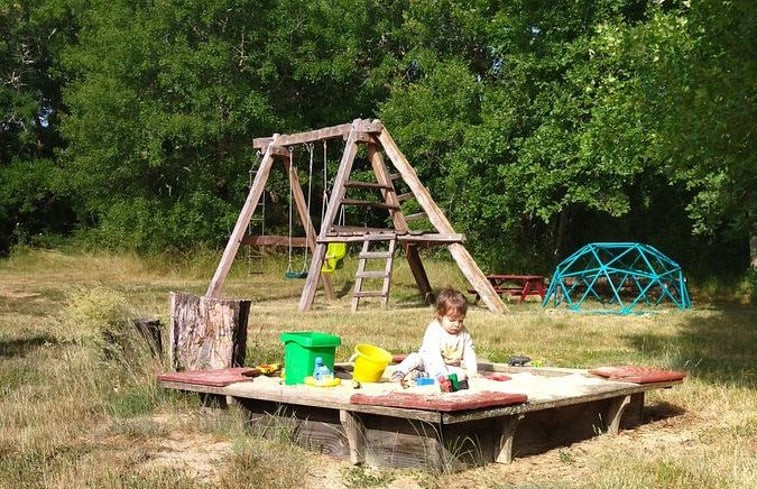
(321, 242), (347, 273)
(284, 270), (308, 279)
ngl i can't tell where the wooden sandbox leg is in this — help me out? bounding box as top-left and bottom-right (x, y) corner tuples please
(605, 392), (646, 434)
(495, 414), (525, 464)
(199, 393), (228, 410)
(340, 410), (366, 465)
(606, 392), (645, 434)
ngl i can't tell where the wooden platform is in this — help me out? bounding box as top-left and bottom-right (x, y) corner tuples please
(159, 363), (684, 471)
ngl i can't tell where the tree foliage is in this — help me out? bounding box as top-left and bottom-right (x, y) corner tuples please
(0, 0), (753, 274)
(0, 0), (77, 250)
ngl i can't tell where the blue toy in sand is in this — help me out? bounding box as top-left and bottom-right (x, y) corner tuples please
(313, 357), (332, 382)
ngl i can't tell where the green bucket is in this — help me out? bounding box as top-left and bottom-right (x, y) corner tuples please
(280, 332), (341, 385)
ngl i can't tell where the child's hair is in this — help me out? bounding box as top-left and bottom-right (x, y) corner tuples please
(434, 289), (468, 318)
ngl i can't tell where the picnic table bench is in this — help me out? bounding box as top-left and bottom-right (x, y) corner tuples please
(469, 274), (546, 304)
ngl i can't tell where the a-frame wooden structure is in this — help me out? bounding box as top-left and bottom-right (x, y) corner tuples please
(205, 119), (506, 314)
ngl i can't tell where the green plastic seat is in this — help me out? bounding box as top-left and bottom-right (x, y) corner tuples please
(284, 270), (308, 279)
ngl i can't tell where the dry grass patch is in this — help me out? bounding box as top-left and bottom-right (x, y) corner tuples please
(0, 249), (754, 489)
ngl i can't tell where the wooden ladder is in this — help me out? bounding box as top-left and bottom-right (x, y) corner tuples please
(352, 236), (397, 312)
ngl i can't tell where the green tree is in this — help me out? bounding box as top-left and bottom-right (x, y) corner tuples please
(58, 0), (406, 251)
(380, 0), (753, 274)
(0, 0), (77, 253)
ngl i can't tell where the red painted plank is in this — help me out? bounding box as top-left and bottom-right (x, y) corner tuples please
(485, 374), (512, 382)
(157, 367), (258, 387)
(350, 391), (527, 412)
(589, 366), (686, 384)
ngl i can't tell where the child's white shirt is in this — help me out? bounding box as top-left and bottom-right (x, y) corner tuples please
(418, 319), (478, 378)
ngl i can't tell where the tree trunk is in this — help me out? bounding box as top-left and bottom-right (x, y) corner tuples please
(168, 292), (250, 371)
(553, 207), (571, 260)
(750, 220), (757, 271)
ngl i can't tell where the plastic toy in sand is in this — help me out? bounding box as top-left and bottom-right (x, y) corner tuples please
(304, 357), (341, 387)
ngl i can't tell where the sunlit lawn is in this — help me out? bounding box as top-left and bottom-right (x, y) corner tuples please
(1, 248), (754, 488)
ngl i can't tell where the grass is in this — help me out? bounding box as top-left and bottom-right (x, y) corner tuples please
(0, 248), (755, 488)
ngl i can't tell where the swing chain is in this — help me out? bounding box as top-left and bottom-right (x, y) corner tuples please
(303, 142), (315, 268)
(286, 147), (295, 274)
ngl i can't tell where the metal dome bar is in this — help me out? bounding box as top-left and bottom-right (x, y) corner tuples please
(543, 242), (692, 314)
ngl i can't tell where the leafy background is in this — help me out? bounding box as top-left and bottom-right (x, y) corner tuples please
(1, 0), (754, 278)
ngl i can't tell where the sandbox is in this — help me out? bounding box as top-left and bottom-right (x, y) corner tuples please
(159, 363), (684, 471)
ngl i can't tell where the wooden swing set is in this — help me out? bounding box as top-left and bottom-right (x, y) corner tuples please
(204, 119), (506, 313)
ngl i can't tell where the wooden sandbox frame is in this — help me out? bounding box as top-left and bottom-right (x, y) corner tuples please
(160, 363), (683, 472)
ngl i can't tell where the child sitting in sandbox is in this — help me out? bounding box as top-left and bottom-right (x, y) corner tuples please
(391, 288), (478, 382)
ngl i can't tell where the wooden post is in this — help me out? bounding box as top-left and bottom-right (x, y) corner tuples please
(376, 128), (506, 314)
(285, 151), (336, 300)
(133, 317), (162, 354)
(168, 292), (250, 371)
(605, 395), (632, 434)
(299, 124), (361, 311)
(495, 414), (525, 464)
(368, 144), (433, 303)
(206, 139), (278, 298)
(339, 410), (366, 465)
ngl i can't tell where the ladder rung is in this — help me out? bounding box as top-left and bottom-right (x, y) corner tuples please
(397, 192), (414, 202)
(359, 251), (393, 259)
(355, 271), (390, 279)
(319, 234), (384, 243)
(341, 199), (400, 210)
(329, 226), (395, 235)
(397, 233), (465, 244)
(344, 180), (394, 190)
(353, 291), (386, 298)
(242, 235), (307, 247)
(404, 211), (427, 222)
(389, 173), (401, 180)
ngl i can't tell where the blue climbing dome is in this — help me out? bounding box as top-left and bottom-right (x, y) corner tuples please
(543, 242), (691, 314)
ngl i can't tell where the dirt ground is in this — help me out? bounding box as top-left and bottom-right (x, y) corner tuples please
(139, 393), (699, 488)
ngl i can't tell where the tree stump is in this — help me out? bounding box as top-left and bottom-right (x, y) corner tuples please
(133, 317), (162, 354)
(168, 292), (250, 371)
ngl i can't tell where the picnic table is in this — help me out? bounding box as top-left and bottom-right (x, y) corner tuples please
(469, 274), (546, 304)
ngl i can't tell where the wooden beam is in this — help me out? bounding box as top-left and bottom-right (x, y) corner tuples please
(318, 234), (395, 243)
(252, 119), (383, 149)
(253, 124), (352, 149)
(605, 394), (632, 434)
(339, 410), (366, 465)
(343, 180), (394, 190)
(376, 128), (507, 313)
(377, 129), (453, 233)
(206, 140), (277, 297)
(495, 414), (525, 464)
(241, 235), (307, 247)
(448, 242), (506, 313)
(355, 119), (384, 133)
(367, 145), (407, 232)
(404, 211), (428, 222)
(328, 225), (402, 235)
(299, 124), (361, 311)
(397, 233), (465, 244)
(405, 245), (434, 304)
(268, 145), (290, 158)
(368, 144), (433, 303)
(286, 155), (335, 300)
(354, 132), (378, 143)
(340, 198), (400, 210)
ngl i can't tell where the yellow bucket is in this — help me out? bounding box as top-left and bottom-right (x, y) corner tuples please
(350, 344), (392, 383)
